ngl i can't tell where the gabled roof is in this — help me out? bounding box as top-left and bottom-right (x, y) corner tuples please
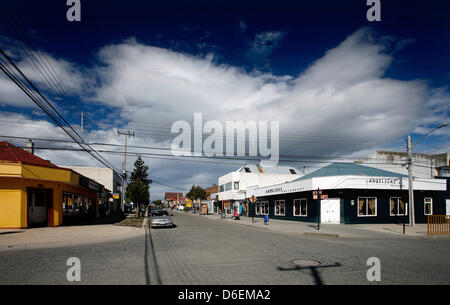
(0, 141), (60, 169)
(293, 162), (407, 182)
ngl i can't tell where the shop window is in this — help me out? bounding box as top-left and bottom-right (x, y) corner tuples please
(358, 197), (377, 217)
(294, 199), (307, 216)
(390, 197), (407, 216)
(256, 201), (269, 215)
(275, 200), (285, 216)
(424, 198), (433, 215)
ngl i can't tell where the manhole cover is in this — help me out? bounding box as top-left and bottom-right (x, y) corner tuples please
(292, 259), (321, 267)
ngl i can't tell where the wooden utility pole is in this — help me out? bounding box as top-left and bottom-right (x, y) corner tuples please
(117, 129), (135, 211)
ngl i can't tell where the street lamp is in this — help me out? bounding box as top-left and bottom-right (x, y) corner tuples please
(407, 122), (447, 227)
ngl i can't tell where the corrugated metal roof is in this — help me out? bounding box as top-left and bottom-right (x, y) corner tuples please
(293, 162), (407, 182)
(0, 141), (60, 169)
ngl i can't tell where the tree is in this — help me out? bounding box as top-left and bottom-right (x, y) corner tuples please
(153, 200), (163, 207)
(186, 185), (207, 202)
(126, 156), (150, 216)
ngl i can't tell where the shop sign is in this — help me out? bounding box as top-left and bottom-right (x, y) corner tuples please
(265, 187), (283, 194)
(366, 178), (400, 185)
(89, 180), (99, 191)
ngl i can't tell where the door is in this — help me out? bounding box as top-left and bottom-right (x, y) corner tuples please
(28, 189), (51, 227)
(446, 199), (450, 216)
(321, 198), (340, 224)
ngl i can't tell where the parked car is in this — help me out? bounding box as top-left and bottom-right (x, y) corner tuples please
(150, 209), (174, 228)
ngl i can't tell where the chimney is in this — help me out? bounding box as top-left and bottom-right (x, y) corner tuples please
(25, 139), (34, 155)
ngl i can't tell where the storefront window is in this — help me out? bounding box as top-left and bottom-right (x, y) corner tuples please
(256, 201), (269, 215)
(358, 197), (377, 216)
(424, 198), (433, 215)
(294, 199), (307, 216)
(275, 200), (285, 216)
(390, 197), (407, 216)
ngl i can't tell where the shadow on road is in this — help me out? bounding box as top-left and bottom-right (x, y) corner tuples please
(144, 227), (162, 285)
(62, 214), (126, 226)
(277, 262), (342, 285)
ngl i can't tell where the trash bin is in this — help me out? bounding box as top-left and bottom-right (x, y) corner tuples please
(264, 215), (269, 225)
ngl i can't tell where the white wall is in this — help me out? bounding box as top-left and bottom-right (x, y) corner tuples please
(218, 170), (301, 201)
(60, 166), (116, 192)
(357, 151), (449, 179)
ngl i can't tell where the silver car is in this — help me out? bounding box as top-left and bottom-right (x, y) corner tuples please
(150, 209), (174, 228)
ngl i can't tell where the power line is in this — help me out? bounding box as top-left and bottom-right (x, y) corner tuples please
(0, 48), (118, 172)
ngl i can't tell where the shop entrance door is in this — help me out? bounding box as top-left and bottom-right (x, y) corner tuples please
(28, 189), (52, 227)
(321, 198), (340, 224)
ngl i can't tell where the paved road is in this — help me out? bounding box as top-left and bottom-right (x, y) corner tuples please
(0, 212), (449, 284)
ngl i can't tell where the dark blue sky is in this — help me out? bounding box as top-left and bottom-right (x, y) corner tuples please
(1, 0), (449, 86)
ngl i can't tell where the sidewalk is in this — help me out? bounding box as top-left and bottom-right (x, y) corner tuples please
(0, 224), (145, 251)
(174, 210), (437, 239)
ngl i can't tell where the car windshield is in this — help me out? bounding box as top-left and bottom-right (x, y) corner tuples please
(152, 210), (169, 217)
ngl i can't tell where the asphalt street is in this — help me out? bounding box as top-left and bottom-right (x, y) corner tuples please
(0, 212), (449, 284)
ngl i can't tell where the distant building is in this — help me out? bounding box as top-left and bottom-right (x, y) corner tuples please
(60, 166), (123, 214)
(165, 192), (184, 207)
(356, 151), (449, 179)
(217, 163), (302, 215)
(0, 141), (106, 228)
(203, 185), (218, 214)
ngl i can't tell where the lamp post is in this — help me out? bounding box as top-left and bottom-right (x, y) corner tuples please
(407, 123), (447, 227)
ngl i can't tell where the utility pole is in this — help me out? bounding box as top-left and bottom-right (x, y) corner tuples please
(407, 136), (415, 227)
(117, 129), (135, 211)
(406, 122), (447, 228)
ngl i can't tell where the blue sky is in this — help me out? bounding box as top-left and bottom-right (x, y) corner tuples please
(0, 0), (448, 199)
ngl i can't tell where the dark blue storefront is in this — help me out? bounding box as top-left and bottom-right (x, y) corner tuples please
(253, 188), (447, 224)
(248, 163), (449, 224)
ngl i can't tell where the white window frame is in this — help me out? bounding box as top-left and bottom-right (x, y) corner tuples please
(261, 201), (269, 215)
(234, 181), (239, 190)
(293, 198), (307, 217)
(389, 197), (407, 216)
(274, 200), (285, 216)
(424, 197), (433, 215)
(255, 202), (261, 215)
(357, 197), (377, 217)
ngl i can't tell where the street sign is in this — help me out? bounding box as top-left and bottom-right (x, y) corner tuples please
(320, 194), (328, 200)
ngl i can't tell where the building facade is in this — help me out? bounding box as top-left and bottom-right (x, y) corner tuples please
(356, 151), (449, 179)
(0, 142), (106, 228)
(218, 163), (302, 215)
(60, 165), (122, 214)
(247, 163), (447, 224)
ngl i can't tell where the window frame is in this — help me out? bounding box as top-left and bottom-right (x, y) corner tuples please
(259, 201), (269, 215)
(357, 197), (377, 217)
(424, 197), (433, 215)
(274, 200), (285, 216)
(389, 197), (407, 216)
(293, 198), (308, 217)
(234, 181), (239, 190)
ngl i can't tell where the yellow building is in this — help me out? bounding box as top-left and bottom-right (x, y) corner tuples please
(0, 141), (105, 228)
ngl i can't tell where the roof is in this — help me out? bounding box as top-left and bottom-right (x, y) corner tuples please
(293, 162), (407, 182)
(237, 164), (300, 175)
(0, 141), (60, 169)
